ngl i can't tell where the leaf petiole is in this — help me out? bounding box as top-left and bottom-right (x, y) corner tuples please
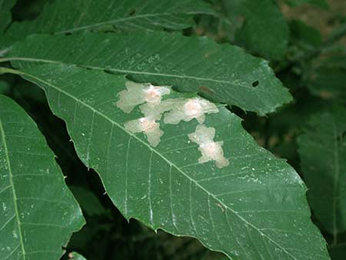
(0, 67), (22, 75)
(0, 57), (13, 63)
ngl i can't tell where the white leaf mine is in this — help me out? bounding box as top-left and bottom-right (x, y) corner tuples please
(164, 98), (218, 124)
(116, 80), (229, 168)
(140, 98), (180, 119)
(125, 116), (163, 147)
(188, 125), (229, 168)
(143, 84), (170, 104)
(116, 81), (170, 113)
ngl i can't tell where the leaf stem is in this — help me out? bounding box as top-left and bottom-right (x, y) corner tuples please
(0, 57), (13, 63)
(0, 67), (22, 75)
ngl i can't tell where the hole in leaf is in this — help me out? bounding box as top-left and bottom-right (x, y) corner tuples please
(252, 80), (259, 87)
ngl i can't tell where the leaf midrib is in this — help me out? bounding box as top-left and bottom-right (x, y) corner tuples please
(55, 12), (203, 34)
(6, 57), (266, 92)
(0, 118), (26, 259)
(17, 69), (298, 260)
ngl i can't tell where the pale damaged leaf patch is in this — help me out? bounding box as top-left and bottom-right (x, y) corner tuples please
(188, 125), (229, 168)
(125, 117), (163, 147)
(116, 80), (229, 168)
(164, 98), (218, 124)
(116, 81), (171, 113)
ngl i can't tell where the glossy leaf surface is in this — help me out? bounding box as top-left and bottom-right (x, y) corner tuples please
(4, 0), (214, 45)
(8, 32), (292, 115)
(222, 0), (289, 60)
(8, 63), (330, 260)
(298, 106), (346, 237)
(0, 94), (85, 260)
(0, 0), (16, 33)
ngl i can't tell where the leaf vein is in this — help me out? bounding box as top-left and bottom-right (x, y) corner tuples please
(18, 70), (298, 260)
(0, 119), (27, 259)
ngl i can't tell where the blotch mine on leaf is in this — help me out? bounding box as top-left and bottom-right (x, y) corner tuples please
(117, 81), (224, 158)
(188, 124), (229, 168)
(164, 98), (218, 124)
(124, 116), (163, 147)
(116, 81), (170, 113)
(140, 98), (181, 119)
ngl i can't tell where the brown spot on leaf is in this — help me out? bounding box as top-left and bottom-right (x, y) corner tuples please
(199, 86), (215, 95)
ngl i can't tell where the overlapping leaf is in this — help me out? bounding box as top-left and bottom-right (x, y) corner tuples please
(298, 106), (346, 238)
(221, 0), (289, 60)
(70, 186), (108, 216)
(7, 32), (292, 115)
(5, 63), (330, 260)
(0, 79), (10, 94)
(290, 20), (322, 49)
(0, 95), (85, 260)
(0, 0), (16, 33)
(3, 0), (214, 46)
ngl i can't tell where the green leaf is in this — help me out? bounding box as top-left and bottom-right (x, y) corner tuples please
(68, 251), (87, 260)
(289, 20), (322, 48)
(7, 32), (292, 115)
(298, 106), (346, 238)
(283, 0), (329, 9)
(7, 63), (329, 260)
(222, 0), (289, 60)
(0, 0), (16, 33)
(0, 80), (10, 94)
(308, 56), (346, 102)
(69, 186), (108, 216)
(4, 0), (214, 46)
(0, 94), (85, 260)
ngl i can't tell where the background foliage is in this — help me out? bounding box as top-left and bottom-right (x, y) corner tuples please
(0, 0), (346, 259)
